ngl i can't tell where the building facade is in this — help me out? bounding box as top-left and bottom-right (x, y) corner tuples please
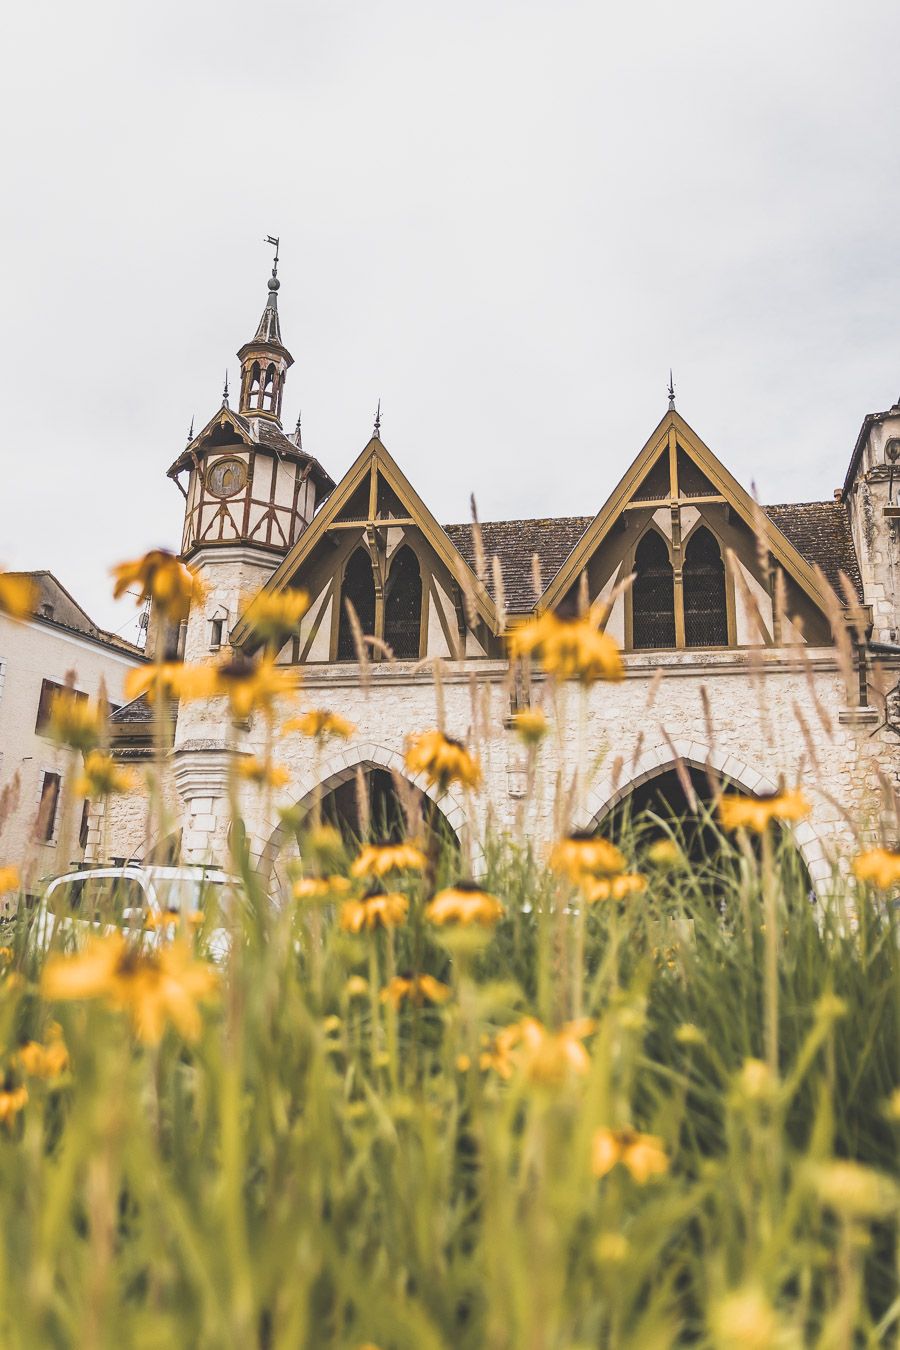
(104, 262), (900, 893)
(0, 573), (144, 901)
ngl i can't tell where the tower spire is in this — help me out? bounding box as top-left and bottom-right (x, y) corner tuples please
(237, 237), (294, 424)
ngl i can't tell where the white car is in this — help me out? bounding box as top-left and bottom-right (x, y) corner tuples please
(32, 865), (240, 963)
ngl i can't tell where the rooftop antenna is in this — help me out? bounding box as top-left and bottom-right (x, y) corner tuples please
(374, 398), (382, 438)
(222, 371), (230, 406)
(265, 234), (280, 279)
(667, 370), (676, 411)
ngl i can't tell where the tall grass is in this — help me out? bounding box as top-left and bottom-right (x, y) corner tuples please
(0, 816), (897, 1348)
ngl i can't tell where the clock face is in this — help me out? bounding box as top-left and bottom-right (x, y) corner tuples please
(207, 456), (248, 498)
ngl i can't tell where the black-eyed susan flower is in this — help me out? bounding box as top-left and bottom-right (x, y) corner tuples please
(592, 1127), (669, 1183)
(282, 709), (356, 742)
(0, 572), (37, 620)
(46, 691), (103, 753)
(125, 661), (220, 707)
(425, 881), (504, 927)
(581, 872), (647, 904)
(292, 875), (353, 903)
(16, 1030), (68, 1080)
(852, 848), (900, 889)
(236, 755), (290, 789)
(339, 892), (409, 933)
(0, 1083), (28, 1124)
(718, 788), (810, 834)
(214, 653), (297, 719)
(41, 934), (218, 1044)
(510, 706), (549, 746)
(112, 549), (205, 624)
(540, 614), (624, 684)
(75, 750), (135, 798)
(350, 841), (427, 879)
(505, 612), (560, 660)
(0, 867), (20, 895)
(239, 588), (309, 646)
(481, 1016), (595, 1084)
(380, 973), (451, 1009)
(404, 730), (482, 792)
(549, 832), (626, 884)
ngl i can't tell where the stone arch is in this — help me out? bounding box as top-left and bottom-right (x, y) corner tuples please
(253, 739), (484, 881)
(577, 740), (832, 888)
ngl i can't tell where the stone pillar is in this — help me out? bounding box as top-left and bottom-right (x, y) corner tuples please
(172, 744), (232, 868)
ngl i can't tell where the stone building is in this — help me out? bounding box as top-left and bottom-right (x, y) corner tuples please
(103, 258), (900, 892)
(0, 573), (144, 899)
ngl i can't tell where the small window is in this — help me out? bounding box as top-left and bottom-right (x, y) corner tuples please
(79, 799), (91, 850)
(35, 678), (86, 735)
(632, 531), (676, 649)
(210, 617), (224, 649)
(37, 772), (61, 843)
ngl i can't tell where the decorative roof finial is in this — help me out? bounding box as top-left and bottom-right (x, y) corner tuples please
(265, 234), (280, 280)
(374, 398), (382, 439)
(667, 370), (676, 411)
(223, 370), (230, 406)
(187, 415), (194, 445)
(294, 409), (302, 449)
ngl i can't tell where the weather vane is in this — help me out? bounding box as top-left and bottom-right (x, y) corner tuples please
(223, 370), (230, 405)
(374, 398), (382, 438)
(668, 370), (676, 411)
(265, 234), (280, 278)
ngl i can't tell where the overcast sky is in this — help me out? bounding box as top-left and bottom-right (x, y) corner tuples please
(3, 0), (899, 640)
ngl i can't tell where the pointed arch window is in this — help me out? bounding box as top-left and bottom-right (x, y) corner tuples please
(336, 548), (376, 661)
(249, 361), (261, 407)
(632, 530), (676, 649)
(384, 546), (422, 659)
(683, 526), (728, 647)
(262, 363), (276, 412)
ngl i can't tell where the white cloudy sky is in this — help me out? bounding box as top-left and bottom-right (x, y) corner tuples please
(2, 0), (899, 639)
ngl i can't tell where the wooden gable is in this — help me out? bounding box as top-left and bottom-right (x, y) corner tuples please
(231, 437), (502, 660)
(540, 410), (842, 648)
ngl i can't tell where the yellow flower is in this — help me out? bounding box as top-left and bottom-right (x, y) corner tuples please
(41, 934), (218, 1044)
(0, 947), (12, 963)
(510, 707), (549, 745)
(76, 750), (136, 798)
(425, 881), (504, 927)
(215, 654), (297, 719)
(810, 1160), (899, 1220)
(853, 848), (900, 889)
(646, 838), (683, 868)
(380, 973), (451, 1009)
(143, 908), (203, 931)
(0, 572), (37, 620)
(292, 875), (352, 903)
(481, 1016), (595, 1084)
(710, 1287), (780, 1350)
(0, 867), (20, 894)
(46, 691), (103, 753)
(340, 892), (409, 932)
(17, 1034), (69, 1079)
(508, 610), (623, 684)
(581, 872), (646, 903)
(240, 588), (309, 646)
(718, 788), (810, 834)
(345, 975), (369, 999)
(350, 841), (427, 879)
(0, 1084), (28, 1124)
(112, 549), (205, 624)
(404, 730), (482, 791)
(592, 1127), (669, 1183)
(125, 661), (220, 706)
(236, 756), (290, 789)
(283, 709), (356, 741)
(549, 833), (626, 883)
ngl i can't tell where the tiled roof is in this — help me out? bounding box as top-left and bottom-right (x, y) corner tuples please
(443, 502), (863, 611)
(763, 501), (863, 601)
(443, 517), (592, 612)
(110, 692), (154, 724)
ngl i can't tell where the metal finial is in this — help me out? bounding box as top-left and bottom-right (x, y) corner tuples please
(294, 410), (302, 448)
(265, 234), (280, 279)
(374, 398), (382, 438)
(187, 416), (194, 444)
(223, 371), (230, 405)
(667, 370), (676, 411)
